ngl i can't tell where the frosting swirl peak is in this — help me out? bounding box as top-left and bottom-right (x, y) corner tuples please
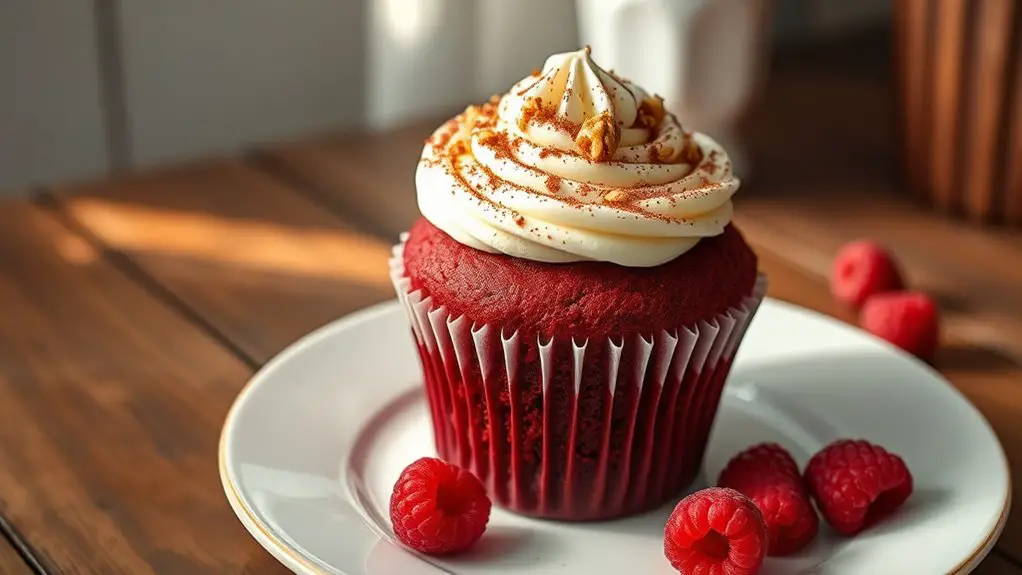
(506, 46), (650, 161)
(416, 47), (740, 267)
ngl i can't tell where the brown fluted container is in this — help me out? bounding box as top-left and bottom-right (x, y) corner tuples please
(894, 0), (1022, 224)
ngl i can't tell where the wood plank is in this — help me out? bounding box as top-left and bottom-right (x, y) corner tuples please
(0, 201), (286, 574)
(929, 0), (968, 213)
(976, 554), (1022, 575)
(730, 21), (1022, 362)
(0, 539), (31, 574)
(897, 0), (935, 200)
(961, 0), (1015, 220)
(54, 159), (395, 364)
(733, 195), (1022, 363)
(256, 121), (437, 240)
(1004, 11), (1022, 225)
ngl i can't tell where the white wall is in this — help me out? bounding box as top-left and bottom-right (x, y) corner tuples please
(0, 2), (108, 194)
(0, 0), (890, 196)
(117, 0), (366, 168)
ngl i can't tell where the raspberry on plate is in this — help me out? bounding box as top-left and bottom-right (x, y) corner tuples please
(718, 442), (802, 486)
(805, 439), (913, 536)
(389, 457), (491, 555)
(664, 487), (768, 575)
(860, 291), (940, 363)
(718, 443), (819, 556)
(830, 240), (904, 308)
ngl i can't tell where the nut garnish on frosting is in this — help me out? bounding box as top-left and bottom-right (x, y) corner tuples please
(575, 113), (620, 162)
(416, 47), (740, 267)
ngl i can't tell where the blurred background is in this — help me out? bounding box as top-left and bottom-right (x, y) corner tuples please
(1, 0), (891, 194)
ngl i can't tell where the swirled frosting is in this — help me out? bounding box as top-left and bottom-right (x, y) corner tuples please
(416, 47), (739, 267)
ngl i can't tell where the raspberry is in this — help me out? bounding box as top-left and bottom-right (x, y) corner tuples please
(389, 457), (491, 554)
(830, 240), (904, 308)
(718, 443), (819, 556)
(860, 291), (940, 363)
(805, 439), (913, 536)
(664, 487), (767, 575)
(718, 442), (801, 486)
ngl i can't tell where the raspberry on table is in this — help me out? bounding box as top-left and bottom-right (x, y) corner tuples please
(805, 439), (913, 536)
(718, 443), (819, 556)
(830, 240), (904, 308)
(664, 487), (767, 575)
(860, 291), (940, 363)
(389, 457), (491, 555)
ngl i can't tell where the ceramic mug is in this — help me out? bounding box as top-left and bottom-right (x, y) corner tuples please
(576, 0), (772, 174)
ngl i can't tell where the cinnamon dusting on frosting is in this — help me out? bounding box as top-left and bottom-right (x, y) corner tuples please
(680, 131), (703, 165)
(478, 130), (513, 160)
(415, 47), (739, 267)
(518, 96), (582, 137)
(650, 142), (675, 164)
(545, 175), (562, 194)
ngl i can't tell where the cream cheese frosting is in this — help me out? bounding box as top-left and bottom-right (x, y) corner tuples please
(416, 47), (739, 267)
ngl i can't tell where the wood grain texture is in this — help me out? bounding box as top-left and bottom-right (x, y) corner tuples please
(0, 201), (286, 574)
(896, 0), (934, 199)
(962, 0), (1015, 220)
(896, 0), (1022, 222)
(977, 554), (1022, 575)
(0, 539), (31, 574)
(1006, 22), (1022, 225)
(929, 0), (968, 212)
(256, 121), (437, 240)
(737, 26), (1022, 363)
(54, 159), (394, 364)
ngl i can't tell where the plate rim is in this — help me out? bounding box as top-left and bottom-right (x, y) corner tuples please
(219, 298), (1013, 575)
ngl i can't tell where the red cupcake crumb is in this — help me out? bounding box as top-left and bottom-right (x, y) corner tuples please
(403, 217), (757, 340)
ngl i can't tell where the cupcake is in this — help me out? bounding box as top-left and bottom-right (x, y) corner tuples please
(390, 47), (766, 521)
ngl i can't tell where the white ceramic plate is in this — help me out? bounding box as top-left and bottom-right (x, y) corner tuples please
(220, 298), (1010, 575)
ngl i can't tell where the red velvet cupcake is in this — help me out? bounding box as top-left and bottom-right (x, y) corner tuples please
(390, 48), (766, 521)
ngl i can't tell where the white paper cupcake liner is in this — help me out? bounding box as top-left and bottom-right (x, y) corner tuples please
(390, 233), (767, 520)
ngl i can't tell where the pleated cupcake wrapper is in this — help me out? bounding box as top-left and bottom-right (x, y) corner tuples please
(390, 234), (767, 520)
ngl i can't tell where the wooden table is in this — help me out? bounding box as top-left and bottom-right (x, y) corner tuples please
(1, 28), (1020, 574)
